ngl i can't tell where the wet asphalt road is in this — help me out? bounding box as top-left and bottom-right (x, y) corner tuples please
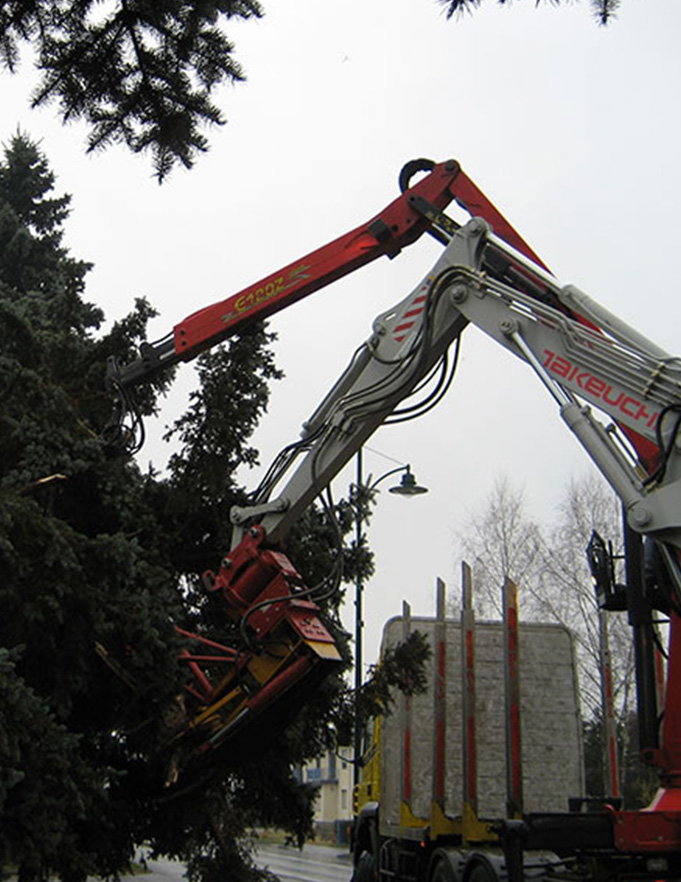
(128, 843), (352, 882)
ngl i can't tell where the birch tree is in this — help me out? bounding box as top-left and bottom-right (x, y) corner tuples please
(453, 474), (634, 720)
(454, 476), (545, 619)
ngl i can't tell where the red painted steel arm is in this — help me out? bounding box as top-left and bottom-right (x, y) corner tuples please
(174, 159), (551, 360)
(173, 159), (461, 361)
(108, 158), (543, 389)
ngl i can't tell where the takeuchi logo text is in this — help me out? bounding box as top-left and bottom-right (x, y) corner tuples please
(543, 350), (659, 429)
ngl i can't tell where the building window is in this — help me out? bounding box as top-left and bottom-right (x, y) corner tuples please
(341, 789), (348, 811)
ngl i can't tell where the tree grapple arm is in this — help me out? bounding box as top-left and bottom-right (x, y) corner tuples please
(114, 158), (681, 874)
(213, 168), (681, 868)
(105, 160), (546, 794)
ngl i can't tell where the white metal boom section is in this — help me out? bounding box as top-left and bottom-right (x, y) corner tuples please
(231, 218), (681, 553)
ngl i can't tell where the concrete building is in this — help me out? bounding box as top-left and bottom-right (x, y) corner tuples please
(299, 744), (354, 843)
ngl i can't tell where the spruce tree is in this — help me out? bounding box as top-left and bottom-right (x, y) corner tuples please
(0, 131), (187, 880)
(0, 132), (427, 881)
(0, 133), (283, 880)
(0, 132), (340, 881)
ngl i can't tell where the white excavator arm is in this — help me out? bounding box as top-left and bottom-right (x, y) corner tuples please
(230, 213), (681, 557)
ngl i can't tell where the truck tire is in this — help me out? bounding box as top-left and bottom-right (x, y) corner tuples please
(351, 815), (379, 882)
(351, 851), (377, 882)
(430, 861), (457, 882)
(466, 861), (498, 882)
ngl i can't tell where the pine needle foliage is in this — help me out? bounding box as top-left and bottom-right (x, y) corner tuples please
(0, 131), (186, 880)
(0, 132), (430, 880)
(438, 0), (620, 26)
(0, 2), (263, 180)
(0, 132), (281, 881)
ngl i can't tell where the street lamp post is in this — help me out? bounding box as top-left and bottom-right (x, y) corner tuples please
(354, 449), (364, 792)
(352, 448), (428, 789)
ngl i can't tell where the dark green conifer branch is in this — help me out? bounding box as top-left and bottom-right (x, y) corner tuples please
(0, 1), (262, 180)
(438, 0), (620, 25)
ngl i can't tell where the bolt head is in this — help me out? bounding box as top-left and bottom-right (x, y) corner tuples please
(630, 505), (651, 527)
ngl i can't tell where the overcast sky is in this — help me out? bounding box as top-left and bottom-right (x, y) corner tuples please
(2, 0), (680, 665)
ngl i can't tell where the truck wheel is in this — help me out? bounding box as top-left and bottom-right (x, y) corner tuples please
(429, 859), (457, 882)
(352, 816), (379, 881)
(466, 862), (498, 882)
(351, 850), (377, 882)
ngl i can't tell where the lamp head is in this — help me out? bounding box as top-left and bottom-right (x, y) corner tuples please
(388, 466), (428, 497)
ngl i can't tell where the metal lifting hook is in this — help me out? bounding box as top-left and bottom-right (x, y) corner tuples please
(398, 157), (437, 193)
